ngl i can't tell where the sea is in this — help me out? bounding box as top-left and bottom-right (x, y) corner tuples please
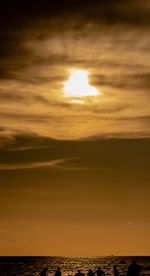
(0, 256), (150, 276)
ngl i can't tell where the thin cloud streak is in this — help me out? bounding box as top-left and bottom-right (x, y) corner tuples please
(0, 156), (86, 171)
(0, 159), (65, 170)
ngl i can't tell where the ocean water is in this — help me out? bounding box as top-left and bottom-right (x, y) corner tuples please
(0, 256), (150, 276)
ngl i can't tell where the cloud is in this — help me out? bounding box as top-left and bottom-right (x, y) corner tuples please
(0, 159), (65, 170)
(0, 1), (150, 82)
(0, 0), (150, 140)
(92, 72), (150, 90)
(1, 1), (150, 28)
(0, 132), (150, 172)
(0, 155), (87, 171)
(0, 130), (57, 150)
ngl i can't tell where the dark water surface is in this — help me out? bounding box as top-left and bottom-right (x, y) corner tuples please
(0, 256), (150, 276)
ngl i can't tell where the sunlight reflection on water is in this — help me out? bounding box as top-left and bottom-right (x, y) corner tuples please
(0, 256), (150, 276)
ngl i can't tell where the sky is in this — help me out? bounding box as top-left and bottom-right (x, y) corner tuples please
(0, 0), (150, 256)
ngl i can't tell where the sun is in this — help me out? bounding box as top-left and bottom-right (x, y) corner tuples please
(64, 69), (99, 97)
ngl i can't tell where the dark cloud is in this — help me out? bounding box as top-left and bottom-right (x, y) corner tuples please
(0, 0), (149, 81)
(1, 132), (150, 171)
(0, 131), (57, 151)
(1, 0), (150, 27)
(92, 72), (150, 90)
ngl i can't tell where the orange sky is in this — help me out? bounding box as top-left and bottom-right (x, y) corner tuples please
(0, 0), (150, 256)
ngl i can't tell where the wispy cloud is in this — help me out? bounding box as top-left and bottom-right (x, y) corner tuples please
(0, 159), (65, 170)
(0, 152), (86, 170)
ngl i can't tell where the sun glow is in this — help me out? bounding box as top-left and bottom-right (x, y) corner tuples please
(64, 69), (99, 97)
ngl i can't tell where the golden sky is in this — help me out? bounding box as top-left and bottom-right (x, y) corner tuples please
(0, 0), (150, 256)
